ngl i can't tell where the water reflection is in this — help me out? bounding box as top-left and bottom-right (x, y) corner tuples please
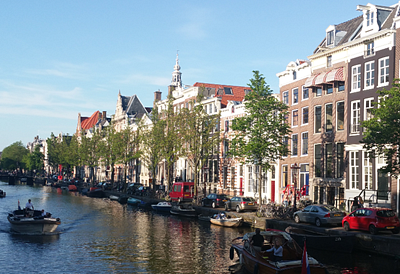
(10, 233), (60, 244)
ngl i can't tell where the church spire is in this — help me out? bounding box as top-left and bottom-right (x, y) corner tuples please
(171, 52), (182, 88)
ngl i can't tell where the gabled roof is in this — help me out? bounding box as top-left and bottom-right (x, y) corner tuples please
(193, 82), (248, 108)
(120, 94), (149, 117)
(81, 111), (100, 130)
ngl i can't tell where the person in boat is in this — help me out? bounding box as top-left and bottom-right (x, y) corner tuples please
(266, 237), (284, 262)
(251, 228), (264, 252)
(41, 209), (51, 218)
(25, 199), (34, 210)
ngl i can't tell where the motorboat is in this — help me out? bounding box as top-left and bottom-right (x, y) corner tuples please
(170, 203), (198, 217)
(7, 209), (61, 235)
(151, 201), (172, 212)
(285, 226), (355, 253)
(87, 189), (104, 198)
(127, 197), (141, 205)
(0, 189), (6, 198)
(118, 196), (129, 204)
(230, 230), (326, 274)
(210, 212), (242, 227)
(109, 195), (119, 201)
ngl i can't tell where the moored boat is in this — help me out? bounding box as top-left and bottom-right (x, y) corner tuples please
(170, 203), (198, 217)
(210, 212), (242, 227)
(127, 197), (141, 205)
(7, 209), (61, 235)
(285, 226), (355, 253)
(87, 189), (105, 198)
(151, 202), (172, 212)
(109, 195), (119, 201)
(230, 230), (326, 274)
(0, 189), (6, 198)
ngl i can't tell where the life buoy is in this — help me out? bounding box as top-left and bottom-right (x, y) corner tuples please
(229, 247), (235, 260)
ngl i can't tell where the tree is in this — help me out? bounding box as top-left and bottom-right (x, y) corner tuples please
(79, 129), (102, 185)
(160, 95), (183, 191)
(98, 122), (119, 185)
(180, 92), (220, 198)
(23, 145), (44, 173)
(0, 141), (29, 171)
(230, 71), (291, 204)
(361, 80), (400, 176)
(140, 107), (165, 192)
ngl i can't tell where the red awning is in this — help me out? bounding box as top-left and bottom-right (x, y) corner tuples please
(314, 72), (328, 85)
(325, 67), (344, 82)
(304, 74), (320, 87)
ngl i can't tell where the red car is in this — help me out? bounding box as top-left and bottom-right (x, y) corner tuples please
(342, 207), (400, 235)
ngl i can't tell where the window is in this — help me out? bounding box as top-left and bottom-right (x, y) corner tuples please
(224, 87), (232, 95)
(337, 101), (344, 131)
(337, 143), (345, 178)
(351, 101), (360, 134)
(302, 86), (309, 100)
(209, 104), (212, 114)
(315, 87), (322, 97)
(378, 57), (389, 86)
(293, 71), (297, 80)
(223, 139), (229, 157)
(315, 106), (322, 133)
(327, 30), (334, 46)
(337, 81), (345, 92)
(302, 132), (308, 155)
(292, 88), (298, 105)
(300, 164), (309, 192)
(349, 151), (359, 189)
(365, 41), (374, 56)
(302, 107), (309, 125)
(325, 104), (333, 132)
(247, 166), (253, 192)
(327, 55), (332, 67)
(283, 91), (289, 104)
(365, 61), (375, 88)
(315, 144), (322, 177)
(365, 98), (374, 121)
(292, 110), (298, 127)
(292, 134), (298, 156)
(325, 143), (333, 178)
(282, 165), (288, 187)
(363, 151), (373, 190)
(366, 11), (374, 26)
(283, 136), (289, 157)
(244, 89), (251, 95)
(225, 120), (229, 132)
(352, 65), (361, 91)
(325, 84), (333, 94)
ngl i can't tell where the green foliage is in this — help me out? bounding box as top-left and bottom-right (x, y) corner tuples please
(0, 141), (29, 170)
(230, 71), (291, 202)
(361, 79), (400, 176)
(23, 145), (44, 172)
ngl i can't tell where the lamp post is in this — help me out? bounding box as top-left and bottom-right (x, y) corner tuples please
(291, 163), (300, 211)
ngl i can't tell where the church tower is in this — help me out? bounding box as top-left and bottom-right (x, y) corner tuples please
(171, 53), (182, 88)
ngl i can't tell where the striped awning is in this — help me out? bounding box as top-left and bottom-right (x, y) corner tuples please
(304, 74), (320, 87)
(325, 67), (344, 82)
(314, 72), (328, 85)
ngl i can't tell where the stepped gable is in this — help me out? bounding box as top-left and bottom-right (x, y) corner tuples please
(193, 82), (247, 108)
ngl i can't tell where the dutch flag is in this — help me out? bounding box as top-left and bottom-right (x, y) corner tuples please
(301, 240), (310, 274)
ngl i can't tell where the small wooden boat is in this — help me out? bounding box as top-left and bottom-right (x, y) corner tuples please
(127, 197), (141, 205)
(0, 189), (6, 198)
(8, 209), (61, 235)
(170, 203), (198, 217)
(230, 230), (326, 274)
(210, 212), (242, 227)
(285, 226), (355, 253)
(151, 202), (172, 212)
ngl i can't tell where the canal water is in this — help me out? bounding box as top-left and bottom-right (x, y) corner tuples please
(0, 180), (399, 274)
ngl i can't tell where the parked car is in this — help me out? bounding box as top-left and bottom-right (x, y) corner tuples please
(201, 194), (229, 208)
(224, 197), (257, 212)
(342, 207), (400, 235)
(293, 204), (346, 227)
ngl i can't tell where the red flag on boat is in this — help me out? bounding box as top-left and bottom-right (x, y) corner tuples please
(301, 240), (310, 274)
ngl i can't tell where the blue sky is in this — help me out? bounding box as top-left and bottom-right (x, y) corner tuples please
(0, 1), (397, 151)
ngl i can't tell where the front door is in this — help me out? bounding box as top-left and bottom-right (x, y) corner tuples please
(377, 170), (389, 200)
(271, 180), (275, 202)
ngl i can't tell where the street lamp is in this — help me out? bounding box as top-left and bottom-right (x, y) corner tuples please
(291, 163), (300, 211)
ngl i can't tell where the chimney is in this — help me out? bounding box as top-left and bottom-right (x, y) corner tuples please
(102, 111), (106, 121)
(168, 85), (176, 97)
(154, 90), (162, 102)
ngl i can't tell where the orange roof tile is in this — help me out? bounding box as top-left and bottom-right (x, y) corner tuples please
(193, 82), (248, 107)
(81, 111), (100, 130)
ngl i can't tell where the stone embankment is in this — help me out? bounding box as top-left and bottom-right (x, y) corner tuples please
(104, 191), (400, 258)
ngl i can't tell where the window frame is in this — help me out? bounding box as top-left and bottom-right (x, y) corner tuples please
(350, 101), (360, 135)
(364, 61), (375, 89)
(292, 109), (299, 127)
(349, 151), (359, 190)
(336, 101), (345, 131)
(292, 134), (298, 157)
(378, 56), (389, 87)
(301, 132), (308, 156)
(325, 103), (333, 133)
(292, 88), (299, 105)
(302, 106), (309, 125)
(314, 105), (322, 134)
(351, 64), (361, 92)
(282, 91), (289, 105)
(364, 97), (374, 122)
(302, 86), (309, 100)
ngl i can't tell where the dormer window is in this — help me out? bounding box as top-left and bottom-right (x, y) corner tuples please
(366, 11), (374, 26)
(224, 87), (232, 95)
(293, 71), (297, 80)
(327, 30), (334, 46)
